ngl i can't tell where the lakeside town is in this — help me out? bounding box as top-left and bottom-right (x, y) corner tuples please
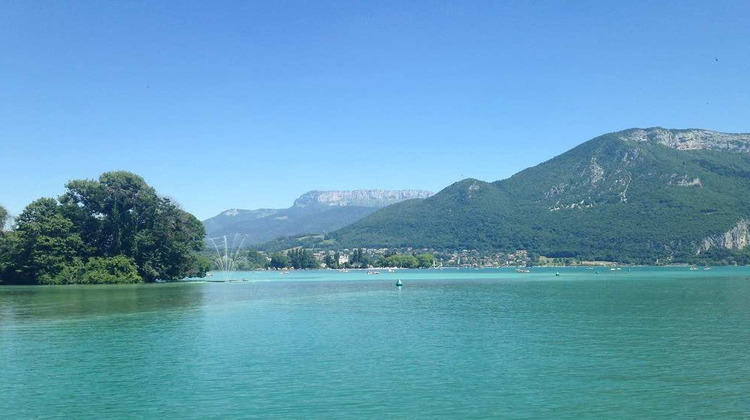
(225, 247), (632, 271)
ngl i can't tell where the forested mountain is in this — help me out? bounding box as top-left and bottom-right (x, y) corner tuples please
(204, 190), (432, 245)
(331, 128), (750, 263)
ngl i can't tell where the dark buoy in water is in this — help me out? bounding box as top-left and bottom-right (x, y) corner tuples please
(395, 279), (403, 288)
(555, 272), (560, 277)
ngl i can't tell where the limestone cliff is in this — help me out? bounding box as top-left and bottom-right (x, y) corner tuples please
(292, 190), (433, 208)
(700, 219), (750, 252)
(619, 128), (750, 152)
(203, 189), (433, 245)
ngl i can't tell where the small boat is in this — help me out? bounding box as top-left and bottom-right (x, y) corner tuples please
(515, 268), (530, 273)
(367, 271), (380, 275)
(689, 266), (699, 271)
(395, 279), (403, 287)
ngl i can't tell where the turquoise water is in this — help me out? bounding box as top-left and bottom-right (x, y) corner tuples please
(2, 267), (750, 418)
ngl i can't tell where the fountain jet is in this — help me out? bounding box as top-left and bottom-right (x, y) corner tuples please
(207, 234), (247, 272)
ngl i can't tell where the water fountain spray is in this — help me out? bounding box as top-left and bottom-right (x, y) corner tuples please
(207, 234), (247, 272)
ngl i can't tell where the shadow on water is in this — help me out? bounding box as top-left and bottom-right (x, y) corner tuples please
(0, 283), (207, 325)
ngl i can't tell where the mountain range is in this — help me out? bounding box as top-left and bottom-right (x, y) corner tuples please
(203, 190), (433, 245)
(330, 128), (750, 263)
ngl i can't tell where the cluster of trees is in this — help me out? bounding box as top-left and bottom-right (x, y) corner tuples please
(0, 172), (206, 285)
(219, 247), (439, 271)
(377, 253), (435, 268)
(267, 248), (319, 269)
(323, 251), (341, 269)
(322, 249), (436, 269)
(322, 248), (370, 268)
(231, 250), (270, 270)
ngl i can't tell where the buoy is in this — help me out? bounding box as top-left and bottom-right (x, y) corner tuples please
(395, 279), (403, 287)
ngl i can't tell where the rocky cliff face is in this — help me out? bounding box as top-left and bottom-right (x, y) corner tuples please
(292, 190), (433, 208)
(619, 128), (750, 152)
(203, 189), (434, 245)
(701, 219), (750, 252)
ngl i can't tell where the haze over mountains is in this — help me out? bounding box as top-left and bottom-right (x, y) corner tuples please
(203, 190), (433, 245)
(331, 128), (750, 263)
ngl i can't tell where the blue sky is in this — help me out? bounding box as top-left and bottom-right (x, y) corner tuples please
(2, 1), (749, 220)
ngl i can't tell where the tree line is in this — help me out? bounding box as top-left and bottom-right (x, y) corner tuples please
(213, 248), (438, 270)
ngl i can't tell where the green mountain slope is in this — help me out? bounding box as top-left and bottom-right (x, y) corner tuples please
(331, 128), (750, 262)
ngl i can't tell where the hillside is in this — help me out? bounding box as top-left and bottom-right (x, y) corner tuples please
(204, 189), (432, 245)
(330, 128), (750, 263)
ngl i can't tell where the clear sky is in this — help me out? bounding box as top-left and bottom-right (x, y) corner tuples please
(2, 0), (749, 220)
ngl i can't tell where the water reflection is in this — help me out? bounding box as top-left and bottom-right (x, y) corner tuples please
(0, 283), (206, 325)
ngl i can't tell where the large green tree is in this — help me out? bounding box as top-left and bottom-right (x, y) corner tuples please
(0, 171), (206, 284)
(59, 171), (205, 282)
(0, 198), (85, 284)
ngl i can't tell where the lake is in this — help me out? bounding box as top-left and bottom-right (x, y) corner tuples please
(2, 267), (750, 418)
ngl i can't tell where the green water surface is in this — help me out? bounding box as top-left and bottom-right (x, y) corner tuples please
(2, 267), (749, 418)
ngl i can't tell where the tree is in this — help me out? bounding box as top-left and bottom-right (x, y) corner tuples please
(349, 248), (369, 268)
(1, 198), (85, 284)
(188, 254), (214, 277)
(377, 253), (420, 268)
(1, 171), (206, 284)
(324, 251), (340, 269)
(0, 204), (8, 231)
(80, 256), (142, 284)
(60, 171), (205, 282)
(269, 252), (290, 269)
(416, 253), (435, 268)
(324, 253), (335, 268)
(236, 250), (269, 270)
(288, 248), (319, 269)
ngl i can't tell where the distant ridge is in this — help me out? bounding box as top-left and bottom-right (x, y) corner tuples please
(203, 189), (432, 245)
(331, 128), (750, 263)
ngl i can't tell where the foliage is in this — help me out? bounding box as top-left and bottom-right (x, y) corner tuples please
(34, 255), (142, 285)
(348, 248), (369, 268)
(0, 198), (85, 284)
(269, 252), (290, 269)
(323, 251), (340, 268)
(0, 171), (206, 284)
(79, 256), (142, 284)
(330, 130), (750, 265)
(0, 204), (8, 231)
(187, 253), (214, 277)
(234, 250), (269, 270)
(287, 248), (319, 269)
(376, 253), (435, 268)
